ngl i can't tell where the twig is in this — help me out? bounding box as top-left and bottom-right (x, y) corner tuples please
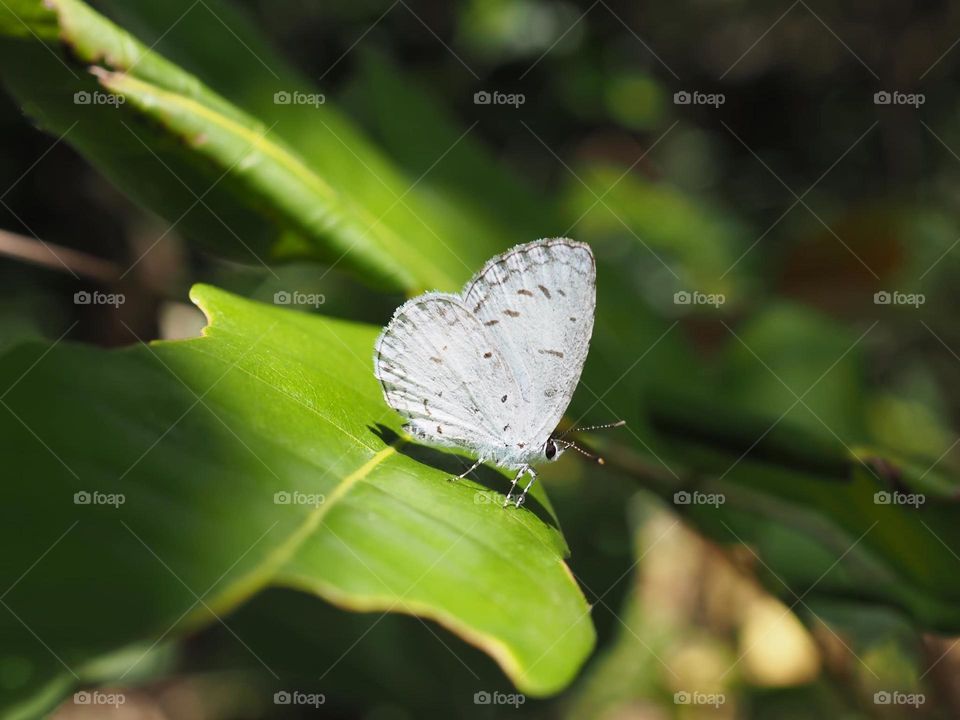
(0, 227), (120, 283)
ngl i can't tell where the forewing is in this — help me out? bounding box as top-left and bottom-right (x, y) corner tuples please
(462, 239), (596, 445)
(374, 292), (522, 455)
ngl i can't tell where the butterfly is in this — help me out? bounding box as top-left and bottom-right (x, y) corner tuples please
(375, 238), (616, 507)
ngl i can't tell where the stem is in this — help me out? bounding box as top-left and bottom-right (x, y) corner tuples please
(0, 227), (120, 282)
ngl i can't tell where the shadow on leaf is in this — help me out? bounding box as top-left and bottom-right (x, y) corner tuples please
(369, 423), (556, 528)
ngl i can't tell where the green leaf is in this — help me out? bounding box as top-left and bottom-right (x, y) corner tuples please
(0, 285), (594, 716)
(0, 0), (500, 291)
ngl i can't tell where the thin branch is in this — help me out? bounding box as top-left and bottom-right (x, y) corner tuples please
(0, 228), (120, 282)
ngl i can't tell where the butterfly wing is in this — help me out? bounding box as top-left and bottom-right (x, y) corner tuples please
(374, 292), (523, 457)
(461, 238), (596, 448)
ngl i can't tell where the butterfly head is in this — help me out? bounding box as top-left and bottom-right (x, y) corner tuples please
(543, 438), (564, 462)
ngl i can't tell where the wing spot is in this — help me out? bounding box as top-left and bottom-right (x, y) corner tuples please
(569, 316), (577, 322)
(484, 319), (499, 326)
(430, 356), (442, 364)
(501, 395), (507, 403)
(483, 351), (493, 358)
(503, 424), (510, 431)
(537, 284), (552, 299)
(436, 425), (443, 434)
(538, 349), (565, 358)
(518, 442), (525, 448)
(504, 309), (520, 317)
(557, 288), (566, 297)
(517, 288), (534, 296)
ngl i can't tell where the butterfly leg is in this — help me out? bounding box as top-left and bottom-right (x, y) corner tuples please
(503, 465), (528, 507)
(515, 467), (539, 508)
(451, 457), (483, 481)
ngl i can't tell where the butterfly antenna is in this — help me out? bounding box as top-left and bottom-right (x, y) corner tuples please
(557, 419), (626, 439)
(555, 439), (606, 465)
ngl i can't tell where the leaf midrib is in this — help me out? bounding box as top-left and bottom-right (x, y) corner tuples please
(189, 441), (400, 623)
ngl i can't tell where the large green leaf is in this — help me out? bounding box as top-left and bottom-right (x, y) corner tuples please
(0, 285), (594, 717)
(0, 0), (501, 291)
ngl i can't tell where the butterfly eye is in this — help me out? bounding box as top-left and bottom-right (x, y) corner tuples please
(545, 440), (557, 460)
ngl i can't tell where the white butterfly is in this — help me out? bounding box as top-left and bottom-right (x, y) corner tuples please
(374, 238), (598, 507)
